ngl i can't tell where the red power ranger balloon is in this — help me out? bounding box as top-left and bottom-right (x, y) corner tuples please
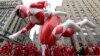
(8, 1), (96, 56)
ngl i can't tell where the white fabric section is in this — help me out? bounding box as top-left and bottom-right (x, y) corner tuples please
(30, 16), (40, 24)
(29, 8), (42, 14)
(44, 10), (67, 18)
(44, 10), (67, 21)
(8, 30), (22, 40)
(52, 11), (67, 16)
(44, 10), (52, 21)
(62, 19), (81, 32)
(29, 25), (40, 42)
(52, 26), (58, 35)
(52, 25), (62, 39)
(41, 44), (46, 56)
(54, 34), (62, 39)
(44, 9), (52, 16)
(77, 18), (96, 28)
(52, 25), (62, 34)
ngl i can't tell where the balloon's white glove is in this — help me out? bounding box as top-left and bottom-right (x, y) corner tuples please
(8, 30), (22, 40)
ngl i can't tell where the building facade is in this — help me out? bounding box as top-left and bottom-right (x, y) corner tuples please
(0, 0), (32, 45)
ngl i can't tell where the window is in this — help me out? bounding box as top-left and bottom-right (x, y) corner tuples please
(92, 32), (97, 35)
(0, 23), (4, 26)
(0, 27), (2, 31)
(0, 38), (4, 42)
(83, 32), (88, 36)
(82, 28), (86, 31)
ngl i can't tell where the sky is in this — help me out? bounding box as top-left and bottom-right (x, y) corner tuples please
(21, 0), (63, 41)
